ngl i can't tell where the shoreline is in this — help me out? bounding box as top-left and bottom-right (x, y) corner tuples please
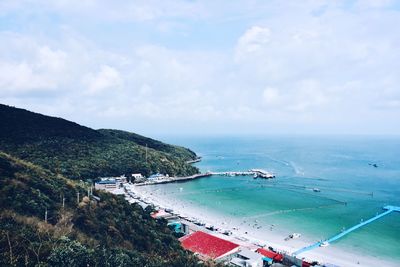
(136, 173), (212, 186)
(131, 184), (399, 267)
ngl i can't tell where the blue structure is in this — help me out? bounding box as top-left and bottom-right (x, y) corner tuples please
(293, 205), (400, 256)
(148, 173), (164, 180)
(97, 179), (116, 184)
(262, 256), (273, 265)
(167, 222), (183, 233)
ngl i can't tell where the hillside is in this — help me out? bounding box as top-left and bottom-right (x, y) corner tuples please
(0, 152), (205, 266)
(0, 104), (198, 180)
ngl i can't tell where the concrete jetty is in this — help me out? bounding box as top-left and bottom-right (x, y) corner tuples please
(293, 205), (400, 256)
(211, 169), (275, 178)
(136, 173), (212, 186)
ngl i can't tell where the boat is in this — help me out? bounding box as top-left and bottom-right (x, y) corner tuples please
(250, 169), (275, 179)
(222, 230), (233, 236)
(205, 224), (215, 231)
(368, 163), (378, 168)
(313, 188), (321, 192)
(320, 241), (329, 247)
(194, 220), (205, 226)
(290, 233), (301, 239)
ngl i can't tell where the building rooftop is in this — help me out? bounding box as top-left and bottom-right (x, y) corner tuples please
(256, 248), (283, 262)
(151, 209), (171, 219)
(231, 248), (263, 267)
(148, 173), (164, 179)
(179, 231), (240, 260)
(237, 248), (263, 261)
(96, 179), (116, 184)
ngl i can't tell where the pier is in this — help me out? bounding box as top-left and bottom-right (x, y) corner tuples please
(211, 169), (275, 178)
(293, 205), (400, 256)
(136, 173), (212, 186)
(136, 169), (275, 186)
(210, 171), (253, 176)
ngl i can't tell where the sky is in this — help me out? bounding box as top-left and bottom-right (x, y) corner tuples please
(0, 0), (400, 136)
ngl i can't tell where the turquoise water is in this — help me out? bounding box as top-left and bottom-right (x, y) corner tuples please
(157, 135), (400, 260)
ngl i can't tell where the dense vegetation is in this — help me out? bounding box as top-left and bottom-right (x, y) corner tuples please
(0, 104), (214, 266)
(0, 152), (206, 266)
(0, 104), (198, 180)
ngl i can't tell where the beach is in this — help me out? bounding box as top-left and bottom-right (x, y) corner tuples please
(131, 183), (399, 267)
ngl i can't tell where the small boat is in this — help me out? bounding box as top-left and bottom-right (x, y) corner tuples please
(222, 230), (233, 236)
(205, 224), (215, 231)
(320, 241), (329, 247)
(193, 220), (201, 226)
(313, 188), (321, 192)
(290, 233), (301, 239)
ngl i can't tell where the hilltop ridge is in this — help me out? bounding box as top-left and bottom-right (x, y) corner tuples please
(0, 104), (198, 179)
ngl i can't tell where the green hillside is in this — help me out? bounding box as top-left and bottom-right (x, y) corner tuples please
(0, 104), (198, 180)
(0, 152), (205, 266)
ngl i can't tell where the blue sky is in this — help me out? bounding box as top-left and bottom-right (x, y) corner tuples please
(1, 0), (400, 135)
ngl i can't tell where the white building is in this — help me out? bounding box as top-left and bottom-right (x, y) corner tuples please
(131, 173), (145, 182)
(230, 249), (264, 267)
(95, 178), (117, 190)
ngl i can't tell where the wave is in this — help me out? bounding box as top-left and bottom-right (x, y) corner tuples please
(289, 161), (305, 176)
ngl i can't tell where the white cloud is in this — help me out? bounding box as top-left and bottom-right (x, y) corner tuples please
(355, 0), (395, 9)
(261, 80), (328, 112)
(0, 39), (68, 94)
(0, 0), (207, 23)
(375, 100), (400, 109)
(37, 46), (67, 72)
(0, 62), (54, 92)
(84, 65), (122, 94)
(262, 87), (280, 106)
(288, 80), (328, 112)
(1, 1), (400, 134)
(235, 26), (271, 60)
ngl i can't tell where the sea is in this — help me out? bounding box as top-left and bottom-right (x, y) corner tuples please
(155, 135), (400, 261)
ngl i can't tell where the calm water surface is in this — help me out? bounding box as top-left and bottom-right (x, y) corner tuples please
(157, 135), (400, 260)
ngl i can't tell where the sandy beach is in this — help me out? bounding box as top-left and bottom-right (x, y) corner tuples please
(130, 184), (399, 267)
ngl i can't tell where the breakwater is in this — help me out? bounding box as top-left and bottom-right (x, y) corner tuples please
(136, 173), (212, 186)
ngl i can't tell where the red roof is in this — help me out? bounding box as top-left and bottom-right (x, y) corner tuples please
(150, 209), (169, 218)
(256, 248), (284, 262)
(179, 231), (239, 260)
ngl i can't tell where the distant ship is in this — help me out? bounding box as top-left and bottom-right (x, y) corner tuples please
(368, 163), (378, 168)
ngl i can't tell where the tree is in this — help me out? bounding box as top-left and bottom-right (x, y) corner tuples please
(48, 236), (93, 267)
